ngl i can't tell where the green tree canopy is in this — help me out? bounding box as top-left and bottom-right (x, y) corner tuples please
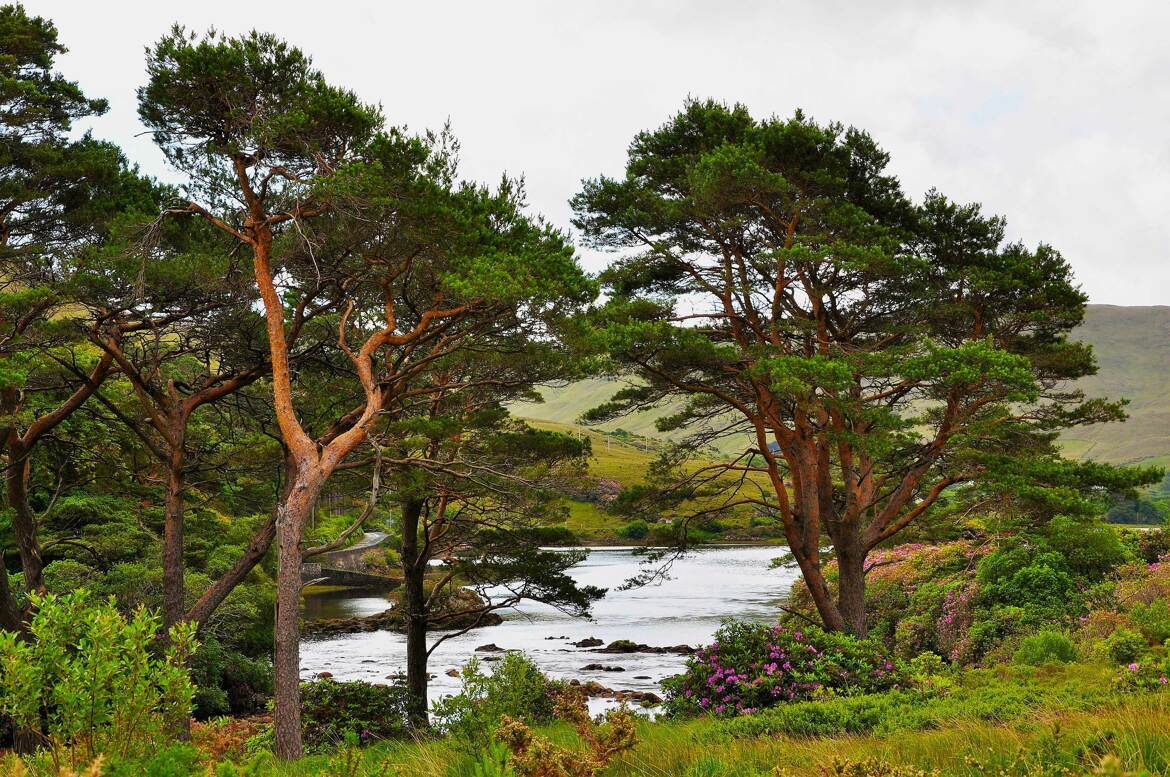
(572, 99), (1158, 635)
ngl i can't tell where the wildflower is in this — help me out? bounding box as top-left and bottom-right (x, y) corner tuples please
(1129, 662), (1140, 671)
(1160, 676), (1168, 685)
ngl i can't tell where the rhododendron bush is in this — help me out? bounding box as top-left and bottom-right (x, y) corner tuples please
(662, 622), (904, 717)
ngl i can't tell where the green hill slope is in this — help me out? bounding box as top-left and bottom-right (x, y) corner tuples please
(1061, 305), (1170, 467)
(514, 305), (1170, 467)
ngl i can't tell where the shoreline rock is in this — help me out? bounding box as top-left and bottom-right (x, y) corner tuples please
(567, 679), (662, 706)
(596, 639), (695, 655)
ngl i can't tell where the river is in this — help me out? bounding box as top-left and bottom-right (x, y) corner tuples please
(300, 545), (799, 712)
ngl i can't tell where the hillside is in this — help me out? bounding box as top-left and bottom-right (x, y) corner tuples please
(1061, 305), (1170, 467)
(514, 304), (1170, 468)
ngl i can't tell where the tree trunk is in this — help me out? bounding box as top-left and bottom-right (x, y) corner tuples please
(0, 552), (22, 632)
(792, 550), (848, 632)
(272, 474), (320, 761)
(161, 425), (186, 629)
(834, 535), (868, 638)
(399, 498), (429, 728)
(5, 441), (44, 594)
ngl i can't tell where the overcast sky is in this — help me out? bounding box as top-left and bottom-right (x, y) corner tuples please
(29, 0), (1170, 305)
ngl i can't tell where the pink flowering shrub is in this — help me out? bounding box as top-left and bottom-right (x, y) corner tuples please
(785, 541), (988, 663)
(662, 622), (904, 718)
(1111, 654), (1170, 693)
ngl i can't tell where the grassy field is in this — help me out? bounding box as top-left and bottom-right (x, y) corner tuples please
(526, 419), (781, 543)
(513, 305), (1170, 470)
(223, 664), (1170, 776)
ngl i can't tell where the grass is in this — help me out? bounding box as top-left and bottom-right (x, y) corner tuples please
(8, 663), (1168, 775)
(210, 687), (1170, 776)
(524, 419), (662, 485)
(526, 419), (784, 544)
(186, 664), (1169, 776)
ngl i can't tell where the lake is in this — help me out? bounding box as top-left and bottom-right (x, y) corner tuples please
(300, 545), (800, 712)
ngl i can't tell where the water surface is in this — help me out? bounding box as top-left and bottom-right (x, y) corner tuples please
(300, 545), (798, 711)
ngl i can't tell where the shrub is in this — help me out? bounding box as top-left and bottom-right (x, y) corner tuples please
(0, 591), (195, 770)
(1111, 655), (1170, 693)
(1129, 599), (1170, 644)
(1131, 528), (1170, 564)
(617, 519), (649, 541)
(495, 687), (636, 777)
(1042, 516), (1132, 579)
(1013, 630), (1077, 665)
(976, 547), (1078, 621)
(189, 636), (272, 718)
(433, 653), (559, 751)
(102, 744), (200, 777)
(299, 679), (409, 751)
(720, 665), (1113, 741)
(663, 622), (903, 718)
(1104, 628), (1150, 665)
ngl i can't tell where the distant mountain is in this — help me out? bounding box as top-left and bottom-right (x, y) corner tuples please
(513, 305), (1169, 468)
(1061, 305), (1170, 467)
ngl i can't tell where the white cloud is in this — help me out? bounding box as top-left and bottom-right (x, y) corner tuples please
(30, 0), (1170, 304)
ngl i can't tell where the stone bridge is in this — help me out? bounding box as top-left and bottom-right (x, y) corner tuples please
(300, 531), (399, 589)
(300, 562), (400, 589)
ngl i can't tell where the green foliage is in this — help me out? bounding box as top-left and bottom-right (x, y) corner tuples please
(432, 653), (559, 752)
(189, 635), (272, 718)
(1129, 599), (1170, 645)
(470, 741), (516, 777)
(1104, 629), (1150, 665)
(299, 679), (410, 751)
(102, 744), (201, 777)
(663, 622), (902, 717)
(718, 664), (1113, 740)
(617, 519), (650, 540)
(1042, 515), (1133, 578)
(1014, 631), (1078, 665)
(0, 591), (196, 767)
(976, 545), (1079, 623)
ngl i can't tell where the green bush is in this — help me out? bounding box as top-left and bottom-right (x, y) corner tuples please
(1131, 527), (1170, 564)
(433, 653), (558, 751)
(1130, 599), (1170, 645)
(1042, 516), (1132, 579)
(663, 622), (903, 718)
(1104, 628), (1150, 665)
(189, 635), (272, 718)
(0, 591), (196, 768)
(1013, 630), (1077, 665)
(976, 547), (1078, 621)
(719, 666), (1113, 741)
(299, 679), (409, 751)
(617, 519), (650, 540)
(102, 744), (201, 777)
